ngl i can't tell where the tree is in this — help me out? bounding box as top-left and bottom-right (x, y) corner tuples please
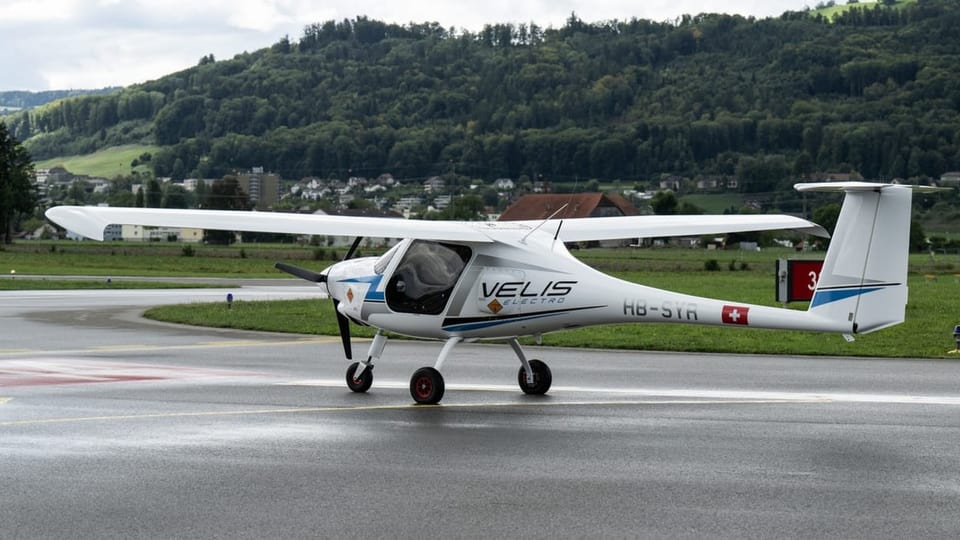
(0, 123), (36, 244)
(145, 178), (163, 208)
(910, 219), (926, 253)
(203, 176), (249, 244)
(161, 183), (191, 209)
(650, 191), (678, 215)
(812, 203), (841, 236)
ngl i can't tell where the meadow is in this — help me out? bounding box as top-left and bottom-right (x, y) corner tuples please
(35, 144), (160, 178)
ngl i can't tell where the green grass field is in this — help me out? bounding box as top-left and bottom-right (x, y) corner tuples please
(4, 240), (960, 358)
(36, 144), (159, 178)
(142, 270), (960, 359)
(810, 0), (916, 21)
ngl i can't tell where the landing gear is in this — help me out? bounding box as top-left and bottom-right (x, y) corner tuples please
(510, 338), (552, 396)
(343, 332), (552, 403)
(345, 362), (373, 393)
(517, 359), (552, 395)
(344, 330), (387, 394)
(410, 367), (445, 405)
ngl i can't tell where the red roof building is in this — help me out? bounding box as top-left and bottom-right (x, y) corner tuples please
(498, 193), (639, 221)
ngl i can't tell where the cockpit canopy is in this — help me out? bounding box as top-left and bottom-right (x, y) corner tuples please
(384, 240), (472, 315)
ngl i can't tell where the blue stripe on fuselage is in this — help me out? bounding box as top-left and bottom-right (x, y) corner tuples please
(810, 286), (884, 308)
(337, 274), (384, 301)
(442, 312), (564, 332)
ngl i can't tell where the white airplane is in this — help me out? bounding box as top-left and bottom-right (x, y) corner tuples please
(47, 182), (921, 404)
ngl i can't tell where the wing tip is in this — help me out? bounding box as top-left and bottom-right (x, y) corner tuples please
(45, 205), (107, 241)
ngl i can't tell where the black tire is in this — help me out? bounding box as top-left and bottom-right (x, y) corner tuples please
(346, 362), (373, 393)
(410, 367), (445, 404)
(518, 359), (552, 395)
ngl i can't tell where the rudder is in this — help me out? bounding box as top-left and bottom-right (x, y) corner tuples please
(797, 183), (913, 334)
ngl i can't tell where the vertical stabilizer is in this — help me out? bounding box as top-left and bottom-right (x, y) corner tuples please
(796, 183), (912, 334)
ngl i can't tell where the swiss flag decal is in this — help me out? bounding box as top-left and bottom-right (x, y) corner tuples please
(721, 305), (750, 325)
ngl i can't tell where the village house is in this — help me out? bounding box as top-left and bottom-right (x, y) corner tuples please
(423, 176), (445, 193)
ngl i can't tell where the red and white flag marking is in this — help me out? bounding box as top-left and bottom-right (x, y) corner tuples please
(721, 305), (750, 325)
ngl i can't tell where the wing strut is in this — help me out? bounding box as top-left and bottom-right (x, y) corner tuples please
(521, 204), (567, 244)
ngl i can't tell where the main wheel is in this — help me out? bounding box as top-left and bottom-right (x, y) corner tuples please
(518, 359), (552, 395)
(346, 362), (373, 393)
(410, 367), (445, 404)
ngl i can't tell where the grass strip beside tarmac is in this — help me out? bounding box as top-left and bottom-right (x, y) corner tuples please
(144, 272), (960, 359)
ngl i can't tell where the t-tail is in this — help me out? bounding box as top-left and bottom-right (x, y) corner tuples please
(797, 182), (917, 334)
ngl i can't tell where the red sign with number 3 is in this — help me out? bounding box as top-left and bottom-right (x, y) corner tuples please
(787, 260), (824, 302)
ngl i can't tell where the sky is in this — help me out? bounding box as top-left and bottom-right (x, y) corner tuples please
(0, 0), (820, 92)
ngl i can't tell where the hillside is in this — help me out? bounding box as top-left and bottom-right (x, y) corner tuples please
(3, 0), (959, 204)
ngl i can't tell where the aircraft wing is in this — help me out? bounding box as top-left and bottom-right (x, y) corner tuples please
(508, 214), (830, 242)
(44, 206), (495, 243)
(46, 206), (827, 244)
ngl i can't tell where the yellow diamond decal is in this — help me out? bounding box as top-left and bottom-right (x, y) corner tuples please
(487, 299), (503, 314)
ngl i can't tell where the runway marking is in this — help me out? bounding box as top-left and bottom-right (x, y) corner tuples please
(0, 398), (822, 427)
(0, 337), (341, 358)
(0, 397), (11, 405)
(0, 359), (262, 387)
(282, 379), (960, 406)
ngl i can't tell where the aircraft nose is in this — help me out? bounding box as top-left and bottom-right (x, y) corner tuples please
(322, 262), (347, 301)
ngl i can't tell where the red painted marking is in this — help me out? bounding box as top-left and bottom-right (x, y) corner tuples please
(0, 359), (258, 387)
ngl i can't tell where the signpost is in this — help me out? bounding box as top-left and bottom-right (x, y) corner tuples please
(776, 259), (824, 304)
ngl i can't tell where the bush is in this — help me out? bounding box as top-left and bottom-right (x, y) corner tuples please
(181, 245), (195, 257)
(312, 247), (326, 260)
(704, 259), (720, 271)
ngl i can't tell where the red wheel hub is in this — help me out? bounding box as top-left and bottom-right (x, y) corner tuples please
(415, 376), (433, 399)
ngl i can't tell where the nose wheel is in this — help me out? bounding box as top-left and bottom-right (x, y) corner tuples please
(410, 367), (445, 404)
(346, 362), (373, 393)
(517, 359), (552, 395)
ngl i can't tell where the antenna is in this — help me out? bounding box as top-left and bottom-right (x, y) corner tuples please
(521, 204), (567, 244)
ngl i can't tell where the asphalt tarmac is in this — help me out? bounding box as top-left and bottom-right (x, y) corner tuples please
(2, 283), (959, 539)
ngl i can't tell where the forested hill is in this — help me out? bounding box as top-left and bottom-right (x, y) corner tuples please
(5, 0), (959, 193)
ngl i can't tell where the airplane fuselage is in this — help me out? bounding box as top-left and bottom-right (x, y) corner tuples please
(325, 230), (848, 342)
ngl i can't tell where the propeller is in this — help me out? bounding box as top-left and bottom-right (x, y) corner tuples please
(333, 299), (352, 360)
(333, 236), (363, 360)
(273, 236), (365, 361)
(274, 262), (326, 283)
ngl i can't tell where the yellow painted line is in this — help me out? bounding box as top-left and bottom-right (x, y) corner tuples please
(0, 398), (823, 428)
(0, 398), (11, 405)
(90, 344), (154, 352)
(0, 349), (31, 354)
